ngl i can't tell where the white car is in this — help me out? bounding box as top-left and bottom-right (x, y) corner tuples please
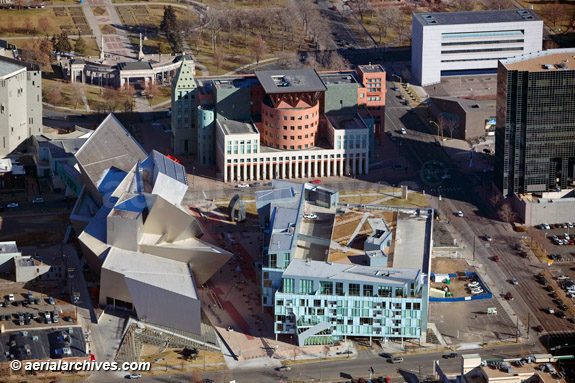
(468, 282), (480, 288)
(543, 223), (551, 230)
(236, 183), (250, 188)
(511, 278), (518, 285)
(564, 233), (571, 241)
(568, 222), (574, 228)
(400, 128), (407, 135)
(125, 373), (142, 379)
(457, 211), (463, 217)
(32, 198), (44, 204)
(7, 294), (14, 301)
(303, 213), (318, 220)
(471, 289), (484, 295)
(6, 203), (18, 208)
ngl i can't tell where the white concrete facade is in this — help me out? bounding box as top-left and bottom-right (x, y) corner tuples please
(412, 10), (543, 86)
(215, 119), (370, 183)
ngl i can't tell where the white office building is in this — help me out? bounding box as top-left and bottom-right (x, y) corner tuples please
(411, 10), (543, 86)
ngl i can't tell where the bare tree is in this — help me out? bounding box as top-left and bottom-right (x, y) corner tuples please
(252, 36), (266, 66)
(7, 16), (15, 34)
(45, 82), (62, 107)
(499, 202), (517, 225)
(103, 88), (120, 113)
(71, 83), (84, 110)
(14, 0), (24, 10)
(23, 17), (33, 34)
(354, 0), (372, 21)
(147, 82), (161, 99)
(393, 14), (412, 46)
(214, 46), (223, 72)
(436, 115), (447, 139)
(206, 8), (221, 52)
(543, 4), (564, 28)
(489, 193), (502, 208)
(484, 0), (514, 10)
(374, 7), (400, 44)
(456, 0), (476, 11)
(445, 117), (458, 139)
(222, 11), (235, 49)
(38, 17), (51, 34)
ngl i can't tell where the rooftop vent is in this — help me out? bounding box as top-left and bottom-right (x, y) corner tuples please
(421, 14), (438, 24)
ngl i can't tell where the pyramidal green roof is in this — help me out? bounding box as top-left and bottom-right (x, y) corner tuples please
(172, 58), (197, 89)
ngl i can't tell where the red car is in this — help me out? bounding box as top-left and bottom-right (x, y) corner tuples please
(505, 292), (513, 300)
(331, 5), (338, 11)
(311, 179), (322, 184)
(493, 255), (501, 262)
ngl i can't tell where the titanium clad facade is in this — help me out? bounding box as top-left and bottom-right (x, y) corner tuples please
(495, 54), (575, 196)
(412, 10), (543, 86)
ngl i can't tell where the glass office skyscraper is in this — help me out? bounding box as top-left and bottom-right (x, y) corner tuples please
(495, 49), (575, 196)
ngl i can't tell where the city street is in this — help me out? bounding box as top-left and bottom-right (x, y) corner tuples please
(87, 342), (541, 383)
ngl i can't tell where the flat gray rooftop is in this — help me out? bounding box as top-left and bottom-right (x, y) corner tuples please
(320, 72), (358, 85)
(255, 187), (295, 204)
(359, 64), (385, 73)
(0, 59), (24, 78)
(414, 9), (540, 26)
(0, 241), (18, 254)
(256, 69), (327, 94)
(217, 120), (258, 135)
(327, 114), (368, 130)
(392, 213), (428, 269)
(284, 259), (419, 285)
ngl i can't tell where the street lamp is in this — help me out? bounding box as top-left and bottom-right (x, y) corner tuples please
(192, 166), (196, 189)
(392, 74), (403, 87)
(429, 120), (441, 140)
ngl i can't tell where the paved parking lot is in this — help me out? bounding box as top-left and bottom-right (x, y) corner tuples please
(0, 285), (77, 330)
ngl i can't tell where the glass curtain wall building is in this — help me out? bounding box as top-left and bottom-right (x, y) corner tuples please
(495, 49), (575, 196)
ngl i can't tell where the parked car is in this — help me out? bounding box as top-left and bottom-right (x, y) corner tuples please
(493, 255), (501, 262)
(27, 291), (33, 301)
(548, 307), (555, 314)
(400, 127), (407, 135)
(236, 183), (250, 188)
(32, 198), (44, 204)
(543, 223), (551, 230)
(48, 297), (55, 305)
(390, 357), (403, 364)
(443, 353), (458, 359)
(511, 278), (518, 285)
(535, 325), (544, 332)
(485, 234), (492, 241)
(310, 179), (322, 184)
(557, 311), (566, 318)
(457, 211), (464, 217)
(471, 289), (484, 295)
(7, 294), (14, 302)
(125, 373), (142, 379)
(303, 213), (318, 220)
(277, 366), (291, 371)
(6, 203), (18, 208)
(468, 282), (480, 288)
(505, 292), (514, 300)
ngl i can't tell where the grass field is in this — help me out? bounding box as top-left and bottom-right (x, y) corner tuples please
(148, 85), (171, 107)
(0, 8), (75, 37)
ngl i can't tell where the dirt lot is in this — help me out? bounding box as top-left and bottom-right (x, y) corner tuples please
(140, 346), (225, 376)
(0, 214), (69, 245)
(431, 257), (470, 274)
